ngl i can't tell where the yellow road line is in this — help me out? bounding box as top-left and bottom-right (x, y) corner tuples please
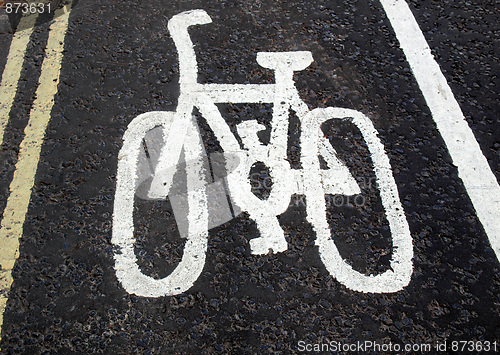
(0, 14), (38, 148)
(0, 3), (72, 338)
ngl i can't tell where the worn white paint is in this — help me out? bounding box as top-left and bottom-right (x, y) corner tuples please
(380, 0), (500, 261)
(112, 9), (414, 297)
(113, 111), (209, 297)
(302, 108), (413, 293)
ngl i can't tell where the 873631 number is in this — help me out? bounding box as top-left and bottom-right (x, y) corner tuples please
(451, 340), (498, 352)
(5, 2), (51, 14)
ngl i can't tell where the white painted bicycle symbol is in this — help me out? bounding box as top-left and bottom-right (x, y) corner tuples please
(112, 9), (413, 297)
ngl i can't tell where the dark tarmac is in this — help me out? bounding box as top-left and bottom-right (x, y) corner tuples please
(0, 0), (498, 353)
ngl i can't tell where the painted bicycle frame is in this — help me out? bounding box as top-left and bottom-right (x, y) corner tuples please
(112, 10), (413, 297)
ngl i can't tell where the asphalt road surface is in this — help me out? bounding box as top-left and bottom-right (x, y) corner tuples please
(0, 0), (498, 353)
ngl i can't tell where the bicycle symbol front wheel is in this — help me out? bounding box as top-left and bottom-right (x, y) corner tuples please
(112, 111), (209, 297)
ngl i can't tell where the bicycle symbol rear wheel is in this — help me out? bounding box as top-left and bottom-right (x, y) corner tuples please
(303, 108), (413, 293)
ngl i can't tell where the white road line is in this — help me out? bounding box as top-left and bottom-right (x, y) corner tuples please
(380, 0), (500, 261)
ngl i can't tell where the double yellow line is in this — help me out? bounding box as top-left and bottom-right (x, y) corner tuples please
(0, 3), (73, 339)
